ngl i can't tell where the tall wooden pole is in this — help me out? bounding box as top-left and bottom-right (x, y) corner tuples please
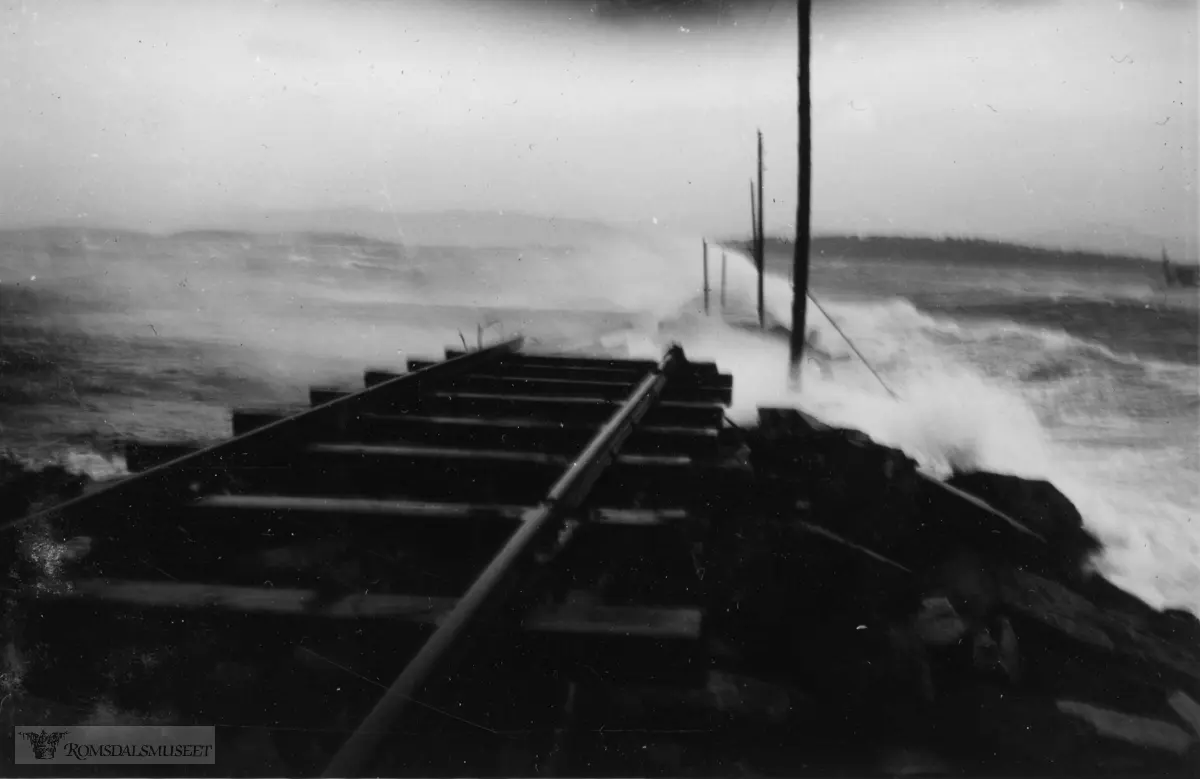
(789, 0), (812, 381)
(749, 178), (758, 254)
(756, 129), (766, 330)
(702, 238), (710, 314)
(749, 179), (759, 319)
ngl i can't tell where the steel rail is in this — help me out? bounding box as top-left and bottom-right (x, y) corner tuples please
(320, 343), (689, 779)
(2, 337), (525, 534)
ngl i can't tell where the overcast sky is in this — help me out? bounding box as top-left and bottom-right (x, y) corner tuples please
(1, 0), (1196, 256)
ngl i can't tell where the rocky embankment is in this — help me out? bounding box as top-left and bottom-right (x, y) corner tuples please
(669, 408), (1200, 776)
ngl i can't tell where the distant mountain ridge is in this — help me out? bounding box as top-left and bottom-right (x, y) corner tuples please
(727, 234), (1174, 274)
(0, 208), (1183, 273)
(175, 208), (630, 251)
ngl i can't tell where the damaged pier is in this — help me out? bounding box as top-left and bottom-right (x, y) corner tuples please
(3, 340), (1200, 777)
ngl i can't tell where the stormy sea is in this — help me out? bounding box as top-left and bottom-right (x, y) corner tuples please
(1, 212), (1197, 616)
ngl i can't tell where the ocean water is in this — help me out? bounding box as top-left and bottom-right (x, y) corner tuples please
(0, 220), (1196, 615)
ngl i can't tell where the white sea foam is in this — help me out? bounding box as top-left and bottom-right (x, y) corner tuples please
(630, 246), (1199, 614)
(9, 222), (1197, 614)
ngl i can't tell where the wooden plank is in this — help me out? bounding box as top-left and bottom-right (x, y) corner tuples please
(117, 429), (718, 474)
(195, 495), (690, 527)
(368, 371), (731, 405)
(522, 601), (703, 638)
(46, 580), (452, 620)
(231, 410), (720, 457)
(306, 443), (692, 468)
(37, 580), (703, 641)
(314, 388), (727, 424)
(421, 392), (725, 428)
(360, 413), (719, 456)
(199, 494), (527, 520)
(79, 497), (693, 589)
(445, 349), (721, 375)
(309, 443), (572, 466)
(294, 440), (727, 506)
(405, 361), (734, 389)
(360, 413), (711, 437)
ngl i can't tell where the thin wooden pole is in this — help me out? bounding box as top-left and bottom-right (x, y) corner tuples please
(749, 179), (758, 249)
(702, 238), (710, 314)
(756, 129), (765, 330)
(720, 251), (727, 310)
(789, 0), (812, 381)
(749, 179), (760, 319)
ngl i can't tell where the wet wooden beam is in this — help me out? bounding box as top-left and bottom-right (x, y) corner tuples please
(35, 580), (704, 642)
(80, 496), (695, 590)
(444, 349), (722, 376)
(121, 440), (737, 501)
(293, 441), (731, 506)
(365, 371), (732, 405)
(404, 361), (734, 390)
(307, 443), (692, 468)
(195, 494), (690, 527)
(232, 410), (721, 458)
(120, 424), (723, 474)
(420, 392), (725, 428)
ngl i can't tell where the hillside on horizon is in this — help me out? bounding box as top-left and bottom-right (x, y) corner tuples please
(0, 209), (1179, 276)
(723, 234), (1179, 275)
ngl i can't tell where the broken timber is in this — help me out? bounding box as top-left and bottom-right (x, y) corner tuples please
(10, 339), (745, 777)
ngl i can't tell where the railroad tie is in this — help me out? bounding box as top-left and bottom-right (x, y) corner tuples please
(13, 340), (738, 778)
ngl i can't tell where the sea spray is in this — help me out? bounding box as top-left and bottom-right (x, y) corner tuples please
(3, 222), (1195, 615)
(642, 247), (1198, 614)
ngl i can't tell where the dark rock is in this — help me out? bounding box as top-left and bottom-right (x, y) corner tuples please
(1169, 691), (1200, 739)
(1056, 699), (1196, 757)
(1002, 570), (1116, 651)
(944, 687), (1195, 775)
(748, 414), (924, 558)
(1154, 608), (1200, 645)
(918, 548), (1004, 623)
(913, 596), (968, 647)
(993, 615), (1022, 682)
(947, 471), (1102, 575)
(886, 622), (936, 703)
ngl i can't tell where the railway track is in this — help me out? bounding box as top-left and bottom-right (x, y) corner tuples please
(9, 338), (748, 776)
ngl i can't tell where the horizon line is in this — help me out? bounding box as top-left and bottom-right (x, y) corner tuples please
(0, 215), (1185, 264)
